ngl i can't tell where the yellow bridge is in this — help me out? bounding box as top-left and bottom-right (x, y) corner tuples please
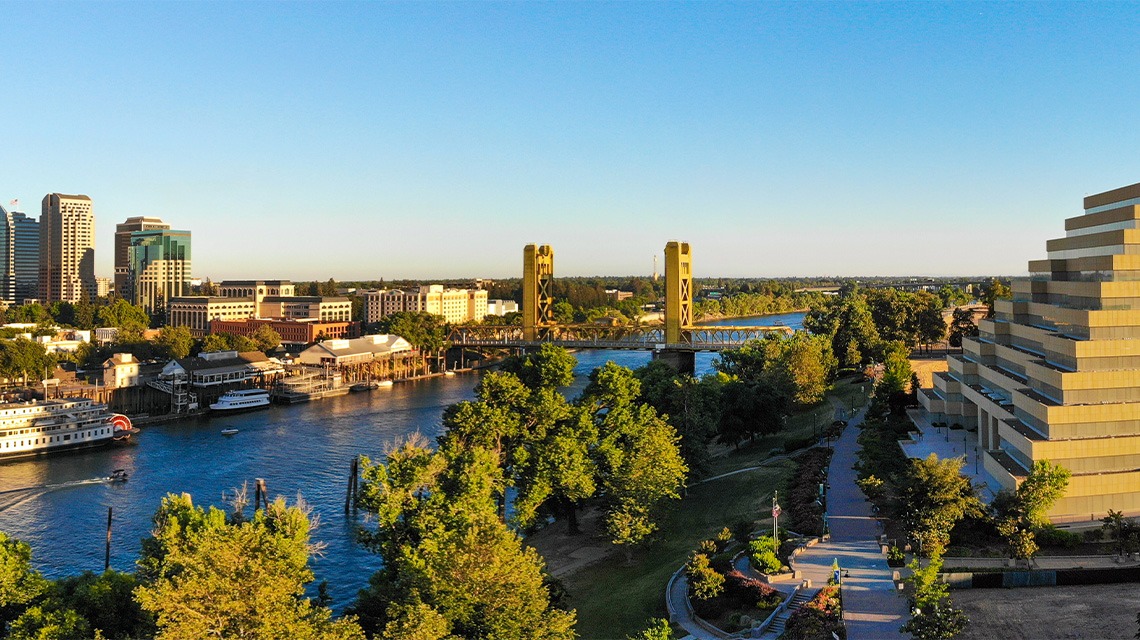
(447, 242), (792, 371)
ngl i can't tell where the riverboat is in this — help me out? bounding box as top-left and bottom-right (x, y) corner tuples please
(0, 399), (137, 460)
(209, 389), (271, 413)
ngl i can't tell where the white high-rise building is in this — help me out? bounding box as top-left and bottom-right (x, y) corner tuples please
(39, 193), (95, 304)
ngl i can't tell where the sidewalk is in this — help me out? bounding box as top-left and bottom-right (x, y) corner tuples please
(792, 404), (911, 639)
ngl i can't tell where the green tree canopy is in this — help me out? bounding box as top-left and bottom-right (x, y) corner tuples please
(134, 493), (364, 640)
(352, 439), (576, 639)
(95, 299), (150, 333)
(154, 325), (194, 360)
(897, 454), (983, 554)
(376, 311), (449, 353)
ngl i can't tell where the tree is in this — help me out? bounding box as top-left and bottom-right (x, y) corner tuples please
(134, 493), (364, 640)
(635, 361), (721, 476)
(319, 278), (339, 297)
(980, 279), (1012, 318)
(251, 324), (282, 353)
(581, 363), (688, 547)
(95, 299), (150, 333)
(997, 517), (1039, 567)
(805, 292), (879, 369)
(154, 325), (194, 359)
(8, 570), (154, 639)
(901, 602), (968, 640)
(685, 553), (723, 601)
(1014, 460), (1070, 528)
(498, 342), (576, 390)
(200, 332), (258, 354)
(948, 307), (979, 348)
(351, 439), (576, 639)
(377, 311), (449, 368)
(0, 531), (47, 625)
(897, 454), (983, 554)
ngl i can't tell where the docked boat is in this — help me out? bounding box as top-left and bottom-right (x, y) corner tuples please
(220, 428), (239, 436)
(209, 389), (271, 413)
(350, 381), (378, 392)
(0, 399), (138, 461)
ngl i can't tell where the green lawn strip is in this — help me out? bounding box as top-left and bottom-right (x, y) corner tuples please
(565, 460), (797, 639)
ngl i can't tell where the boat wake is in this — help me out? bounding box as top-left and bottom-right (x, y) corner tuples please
(0, 476), (115, 497)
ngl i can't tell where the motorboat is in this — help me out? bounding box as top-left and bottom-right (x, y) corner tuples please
(108, 469), (129, 482)
(220, 428), (240, 436)
(350, 382), (378, 392)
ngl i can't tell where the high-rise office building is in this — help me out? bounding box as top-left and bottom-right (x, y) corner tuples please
(12, 211), (39, 304)
(128, 229), (191, 314)
(921, 180), (1140, 523)
(39, 193), (95, 304)
(115, 216), (170, 301)
(0, 204), (16, 303)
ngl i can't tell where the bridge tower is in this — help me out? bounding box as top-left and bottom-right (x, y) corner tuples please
(523, 244), (555, 341)
(657, 241), (696, 373)
(664, 240), (693, 345)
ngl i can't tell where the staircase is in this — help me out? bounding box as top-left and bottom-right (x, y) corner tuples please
(766, 589), (815, 637)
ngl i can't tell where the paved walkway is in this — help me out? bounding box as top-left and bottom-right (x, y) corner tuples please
(793, 404), (911, 639)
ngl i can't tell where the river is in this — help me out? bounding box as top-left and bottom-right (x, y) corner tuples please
(0, 312), (803, 609)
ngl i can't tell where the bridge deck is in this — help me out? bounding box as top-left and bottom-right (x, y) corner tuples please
(448, 324), (793, 351)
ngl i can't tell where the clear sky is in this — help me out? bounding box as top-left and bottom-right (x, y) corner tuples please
(3, 1), (1140, 281)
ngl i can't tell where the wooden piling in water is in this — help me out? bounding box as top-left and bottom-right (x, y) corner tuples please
(104, 506), (112, 572)
(345, 456), (358, 513)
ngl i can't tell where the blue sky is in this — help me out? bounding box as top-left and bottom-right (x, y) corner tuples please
(3, 1), (1140, 280)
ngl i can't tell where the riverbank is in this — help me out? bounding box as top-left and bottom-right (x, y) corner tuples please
(128, 367), (481, 427)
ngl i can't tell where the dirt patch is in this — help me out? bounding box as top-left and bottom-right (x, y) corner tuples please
(909, 356), (948, 389)
(952, 583), (1140, 639)
(525, 506), (619, 579)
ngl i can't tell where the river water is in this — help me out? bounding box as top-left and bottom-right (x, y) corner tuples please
(0, 312), (803, 609)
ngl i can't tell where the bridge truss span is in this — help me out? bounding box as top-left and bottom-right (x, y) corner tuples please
(448, 324), (792, 352)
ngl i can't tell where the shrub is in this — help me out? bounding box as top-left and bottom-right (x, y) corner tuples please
(697, 539), (718, 555)
(1036, 525), (1081, 550)
(708, 551), (735, 575)
(856, 474), (885, 500)
(1083, 528), (1105, 543)
(887, 545), (905, 567)
(686, 553), (723, 601)
(722, 570), (783, 611)
(749, 536), (782, 574)
(782, 586), (844, 640)
(732, 520), (754, 545)
(715, 527), (733, 552)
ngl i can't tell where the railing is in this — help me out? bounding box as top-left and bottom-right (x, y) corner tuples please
(449, 324), (793, 351)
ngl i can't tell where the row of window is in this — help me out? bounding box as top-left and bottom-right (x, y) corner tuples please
(2, 427), (111, 448)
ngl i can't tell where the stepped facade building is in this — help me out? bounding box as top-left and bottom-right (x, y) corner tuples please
(921, 181), (1140, 522)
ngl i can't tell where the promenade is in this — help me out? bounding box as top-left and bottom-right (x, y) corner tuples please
(792, 404), (911, 639)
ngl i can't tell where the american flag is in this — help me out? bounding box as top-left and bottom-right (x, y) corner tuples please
(7, 199), (16, 210)
(772, 503), (781, 518)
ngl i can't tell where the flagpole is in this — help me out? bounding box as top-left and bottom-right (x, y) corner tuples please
(772, 491), (778, 540)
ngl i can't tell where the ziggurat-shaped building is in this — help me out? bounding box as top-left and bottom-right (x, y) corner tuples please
(922, 181), (1140, 523)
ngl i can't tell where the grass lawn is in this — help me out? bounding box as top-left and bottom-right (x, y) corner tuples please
(563, 459), (797, 639)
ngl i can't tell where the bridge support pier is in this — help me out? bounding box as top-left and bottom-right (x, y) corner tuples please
(653, 349), (695, 375)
